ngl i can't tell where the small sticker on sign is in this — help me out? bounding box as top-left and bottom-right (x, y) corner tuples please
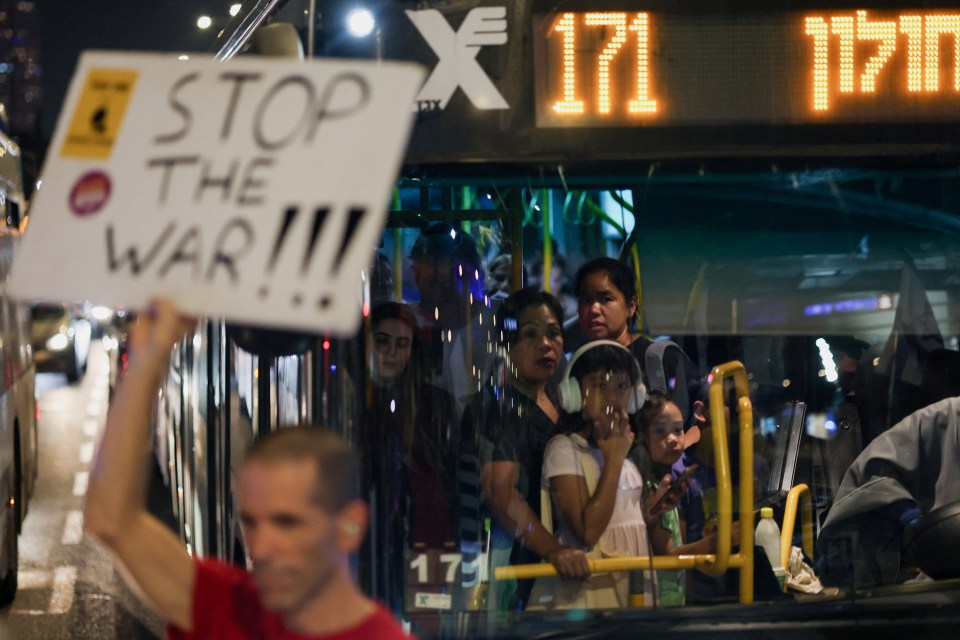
(414, 592), (452, 610)
(61, 67), (139, 160)
(69, 171), (112, 216)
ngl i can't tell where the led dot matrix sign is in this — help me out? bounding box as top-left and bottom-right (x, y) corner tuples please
(532, 6), (960, 126)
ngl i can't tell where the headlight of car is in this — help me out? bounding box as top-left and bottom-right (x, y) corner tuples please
(46, 332), (69, 351)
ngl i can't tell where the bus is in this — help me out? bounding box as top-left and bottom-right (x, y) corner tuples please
(0, 127), (37, 607)
(151, 0), (960, 637)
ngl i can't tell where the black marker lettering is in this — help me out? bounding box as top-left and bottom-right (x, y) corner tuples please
(305, 72), (371, 143)
(237, 157), (274, 206)
(206, 218), (255, 284)
(301, 207), (330, 274)
(158, 226), (203, 278)
(220, 72), (262, 141)
(332, 206), (366, 274)
(155, 72), (200, 144)
(194, 158), (239, 204)
(253, 75), (315, 151)
(106, 223), (177, 275)
(147, 156), (200, 205)
(266, 206), (300, 273)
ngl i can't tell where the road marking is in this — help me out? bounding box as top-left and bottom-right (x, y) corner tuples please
(61, 511), (84, 545)
(83, 419), (98, 437)
(86, 401), (101, 417)
(79, 441), (95, 464)
(72, 471), (89, 497)
(18, 570), (49, 589)
(12, 567), (78, 615)
(48, 566), (77, 614)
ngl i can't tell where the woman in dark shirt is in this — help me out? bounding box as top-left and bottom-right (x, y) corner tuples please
(364, 302), (458, 609)
(463, 287), (589, 611)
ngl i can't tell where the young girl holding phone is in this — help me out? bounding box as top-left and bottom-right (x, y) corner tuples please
(636, 391), (737, 606)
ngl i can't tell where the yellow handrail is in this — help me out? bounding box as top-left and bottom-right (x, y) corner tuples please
(706, 362), (755, 603)
(494, 360), (756, 605)
(495, 554), (749, 581)
(781, 483), (814, 569)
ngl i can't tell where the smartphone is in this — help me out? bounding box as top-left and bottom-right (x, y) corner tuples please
(650, 464), (699, 513)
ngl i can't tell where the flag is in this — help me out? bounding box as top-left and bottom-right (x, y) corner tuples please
(863, 258), (943, 442)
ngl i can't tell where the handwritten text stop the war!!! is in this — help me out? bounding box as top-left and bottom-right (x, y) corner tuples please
(106, 69), (373, 290)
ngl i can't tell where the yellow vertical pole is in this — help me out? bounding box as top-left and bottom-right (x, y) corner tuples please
(542, 189), (552, 293)
(392, 189), (403, 301)
(738, 395), (755, 604)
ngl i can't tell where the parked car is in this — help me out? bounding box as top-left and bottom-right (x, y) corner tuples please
(30, 304), (91, 383)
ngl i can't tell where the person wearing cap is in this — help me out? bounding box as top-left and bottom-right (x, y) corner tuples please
(408, 222), (495, 416)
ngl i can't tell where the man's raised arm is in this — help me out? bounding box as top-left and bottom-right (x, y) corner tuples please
(83, 300), (197, 631)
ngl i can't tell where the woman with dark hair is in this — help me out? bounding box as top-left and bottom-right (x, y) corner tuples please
(364, 301), (458, 608)
(574, 256), (701, 424)
(464, 287), (590, 611)
(574, 257), (650, 352)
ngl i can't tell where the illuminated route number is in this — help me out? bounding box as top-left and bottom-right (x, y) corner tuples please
(552, 12), (658, 116)
(805, 10), (960, 111)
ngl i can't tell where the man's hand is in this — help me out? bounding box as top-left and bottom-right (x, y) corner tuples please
(128, 299), (196, 368)
(544, 546), (591, 580)
(85, 297), (198, 631)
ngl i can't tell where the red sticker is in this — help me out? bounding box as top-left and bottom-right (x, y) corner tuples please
(69, 171), (112, 216)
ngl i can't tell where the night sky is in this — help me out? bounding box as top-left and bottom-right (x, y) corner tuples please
(38, 0), (232, 141)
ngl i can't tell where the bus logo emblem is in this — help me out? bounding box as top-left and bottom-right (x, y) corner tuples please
(406, 7), (509, 111)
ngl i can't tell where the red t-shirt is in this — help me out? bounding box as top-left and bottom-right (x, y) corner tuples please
(168, 559), (412, 640)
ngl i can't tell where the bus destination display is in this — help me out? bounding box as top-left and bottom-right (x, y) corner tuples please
(533, 9), (960, 126)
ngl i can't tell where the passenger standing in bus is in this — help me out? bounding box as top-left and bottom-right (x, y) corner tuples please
(84, 300), (413, 639)
(409, 222), (495, 418)
(573, 257), (700, 408)
(536, 341), (663, 609)
(463, 288), (590, 611)
(635, 391), (733, 607)
(364, 302), (458, 608)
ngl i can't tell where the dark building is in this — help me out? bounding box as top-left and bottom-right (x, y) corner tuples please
(0, 0), (41, 135)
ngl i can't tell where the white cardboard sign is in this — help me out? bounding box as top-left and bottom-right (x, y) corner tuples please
(11, 51), (423, 335)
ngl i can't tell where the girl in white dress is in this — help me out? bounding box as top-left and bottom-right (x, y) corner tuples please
(531, 341), (675, 610)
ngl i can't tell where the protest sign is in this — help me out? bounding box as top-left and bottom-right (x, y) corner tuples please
(10, 51), (423, 335)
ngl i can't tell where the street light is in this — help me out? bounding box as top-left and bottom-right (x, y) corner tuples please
(345, 7), (375, 38)
(197, 15), (213, 29)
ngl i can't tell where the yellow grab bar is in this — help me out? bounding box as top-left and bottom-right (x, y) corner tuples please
(494, 361), (757, 605)
(706, 362), (755, 603)
(494, 554), (751, 581)
(781, 483), (814, 569)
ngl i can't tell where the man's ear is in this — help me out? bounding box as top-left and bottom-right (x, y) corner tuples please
(335, 500), (369, 552)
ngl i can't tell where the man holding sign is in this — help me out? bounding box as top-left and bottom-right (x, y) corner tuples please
(84, 300), (412, 639)
(15, 50), (425, 640)
(10, 52), (422, 335)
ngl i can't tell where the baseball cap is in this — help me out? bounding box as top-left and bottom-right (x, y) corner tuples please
(409, 222), (482, 268)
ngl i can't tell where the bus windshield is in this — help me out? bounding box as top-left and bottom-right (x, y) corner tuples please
(154, 1), (960, 638)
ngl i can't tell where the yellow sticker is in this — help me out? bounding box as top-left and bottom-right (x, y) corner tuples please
(60, 68), (139, 160)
